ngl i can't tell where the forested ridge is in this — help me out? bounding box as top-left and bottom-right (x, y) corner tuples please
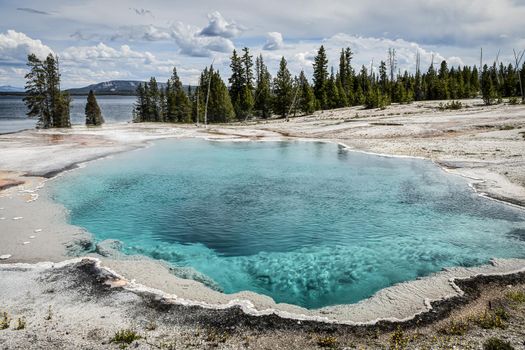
(133, 46), (525, 124)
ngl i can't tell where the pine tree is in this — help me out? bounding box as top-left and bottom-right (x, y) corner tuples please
(240, 47), (255, 118)
(273, 57), (293, 117)
(159, 88), (167, 121)
(326, 67), (340, 109)
(437, 60), (450, 99)
(254, 54), (273, 118)
(200, 66), (235, 123)
(228, 49), (246, 119)
(85, 90), (104, 126)
(24, 53), (70, 128)
(133, 83), (146, 122)
(167, 67), (191, 122)
(148, 77), (161, 122)
(298, 70), (315, 115)
(24, 54), (49, 128)
(379, 61), (389, 97)
(425, 62), (438, 100)
(481, 64), (497, 105)
(312, 45), (329, 109)
(335, 73), (348, 107)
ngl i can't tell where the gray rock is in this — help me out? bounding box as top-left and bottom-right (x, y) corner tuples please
(169, 266), (223, 292)
(95, 239), (124, 257)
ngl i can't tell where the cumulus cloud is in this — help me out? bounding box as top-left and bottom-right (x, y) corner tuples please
(109, 25), (171, 42)
(0, 30), (54, 62)
(263, 32), (285, 51)
(199, 11), (244, 38)
(323, 33), (464, 72)
(171, 22), (234, 57)
(70, 20), (235, 57)
(61, 43), (155, 64)
(16, 7), (51, 15)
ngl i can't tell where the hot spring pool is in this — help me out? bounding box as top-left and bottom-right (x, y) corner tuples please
(50, 139), (525, 309)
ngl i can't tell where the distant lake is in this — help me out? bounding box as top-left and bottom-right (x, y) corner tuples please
(0, 95), (136, 134)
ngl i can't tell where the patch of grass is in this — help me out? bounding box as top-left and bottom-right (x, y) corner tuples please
(483, 337), (515, 350)
(499, 125), (516, 130)
(205, 329), (229, 344)
(389, 327), (409, 350)
(317, 335), (338, 348)
(111, 329), (142, 346)
(438, 100), (463, 110)
(14, 317), (26, 330)
(474, 308), (508, 329)
(506, 290), (525, 303)
(438, 319), (469, 335)
(0, 312), (10, 330)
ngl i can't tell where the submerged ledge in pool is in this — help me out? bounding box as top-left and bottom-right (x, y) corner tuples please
(49, 139), (525, 309)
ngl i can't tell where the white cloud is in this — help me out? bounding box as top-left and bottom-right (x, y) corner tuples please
(0, 30), (53, 62)
(199, 11), (244, 38)
(324, 34), (464, 72)
(171, 22), (234, 57)
(61, 43), (155, 64)
(263, 32), (285, 51)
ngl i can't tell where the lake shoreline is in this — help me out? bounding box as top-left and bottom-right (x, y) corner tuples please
(1, 99), (525, 347)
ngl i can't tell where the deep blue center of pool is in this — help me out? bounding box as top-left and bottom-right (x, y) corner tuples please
(51, 139), (525, 309)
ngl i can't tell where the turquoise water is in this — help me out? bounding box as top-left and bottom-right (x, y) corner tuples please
(50, 139), (525, 309)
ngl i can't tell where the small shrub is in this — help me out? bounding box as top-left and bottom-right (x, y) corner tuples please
(145, 320), (157, 331)
(389, 327), (409, 350)
(506, 290), (525, 303)
(483, 337), (514, 350)
(508, 97), (520, 105)
(438, 319), (469, 335)
(205, 329), (229, 344)
(494, 307), (510, 321)
(475, 309), (507, 329)
(0, 312), (10, 330)
(14, 317), (26, 330)
(438, 100), (463, 110)
(317, 335), (338, 348)
(111, 329), (142, 345)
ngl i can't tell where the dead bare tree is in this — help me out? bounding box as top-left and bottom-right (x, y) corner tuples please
(286, 84), (300, 122)
(495, 49), (502, 85)
(513, 49), (525, 102)
(204, 58), (215, 129)
(388, 48), (397, 82)
(416, 51), (421, 74)
(479, 47), (483, 80)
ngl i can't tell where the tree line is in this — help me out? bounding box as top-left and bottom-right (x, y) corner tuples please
(24, 54), (105, 128)
(25, 48), (525, 128)
(133, 46), (525, 124)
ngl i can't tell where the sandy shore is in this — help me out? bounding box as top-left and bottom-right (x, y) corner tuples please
(1, 99), (525, 348)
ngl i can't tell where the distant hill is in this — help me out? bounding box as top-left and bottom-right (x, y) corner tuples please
(66, 80), (162, 95)
(0, 85), (24, 93)
(66, 80), (193, 96)
(0, 80), (194, 96)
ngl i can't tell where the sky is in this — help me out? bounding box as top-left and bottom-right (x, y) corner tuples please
(0, 0), (524, 88)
